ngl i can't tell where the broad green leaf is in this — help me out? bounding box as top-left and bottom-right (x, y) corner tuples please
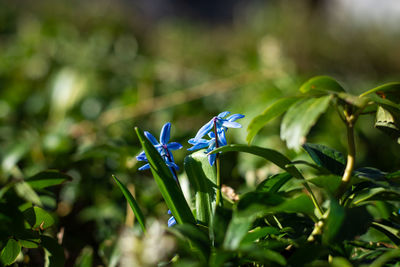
(14, 181), (42, 206)
(135, 127), (196, 225)
(211, 144), (304, 179)
(112, 175), (146, 232)
(23, 206), (55, 230)
(74, 246), (93, 267)
(299, 76), (345, 94)
(256, 172), (293, 193)
(0, 239), (21, 265)
(224, 193), (313, 249)
(371, 222), (400, 245)
(336, 92), (369, 108)
(281, 96), (331, 150)
(359, 82), (400, 98)
(184, 150), (217, 226)
(246, 97), (301, 144)
(308, 175), (343, 194)
(241, 247), (287, 266)
(352, 187), (400, 205)
(42, 235), (65, 267)
(303, 143), (346, 175)
(19, 239), (39, 249)
(26, 170), (72, 189)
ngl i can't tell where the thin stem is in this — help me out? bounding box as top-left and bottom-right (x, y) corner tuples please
(336, 116), (356, 199)
(303, 182), (323, 219)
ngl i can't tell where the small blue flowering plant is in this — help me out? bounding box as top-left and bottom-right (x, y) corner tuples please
(113, 77), (400, 267)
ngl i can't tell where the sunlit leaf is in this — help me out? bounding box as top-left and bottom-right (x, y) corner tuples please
(300, 76), (345, 94)
(256, 172), (293, 193)
(112, 175), (146, 232)
(23, 206), (55, 230)
(0, 239), (21, 265)
(246, 97), (301, 144)
(184, 150), (217, 226)
(281, 96), (331, 150)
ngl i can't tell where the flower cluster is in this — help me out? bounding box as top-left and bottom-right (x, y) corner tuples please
(136, 112), (244, 227)
(188, 111), (244, 165)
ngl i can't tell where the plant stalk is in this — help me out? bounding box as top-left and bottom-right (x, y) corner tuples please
(213, 119), (223, 207)
(336, 121), (356, 199)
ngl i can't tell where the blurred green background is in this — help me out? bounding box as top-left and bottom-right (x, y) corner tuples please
(1, 0), (400, 265)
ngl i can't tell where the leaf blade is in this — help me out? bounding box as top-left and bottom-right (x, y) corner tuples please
(112, 175), (146, 232)
(300, 76), (345, 94)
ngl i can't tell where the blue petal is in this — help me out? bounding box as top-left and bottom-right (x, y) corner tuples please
(144, 131), (159, 146)
(208, 153), (216, 166)
(226, 113), (245, 122)
(217, 130), (227, 146)
(136, 152), (147, 161)
(222, 121), (242, 128)
(168, 216), (177, 227)
(167, 142), (183, 150)
(160, 122), (171, 145)
(138, 163), (150, 171)
(217, 111), (230, 118)
(166, 161), (180, 171)
(208, 132), (215, 138)
(188, 138), (209, 145)
(168, 210), (172, 215)
(194, 119), (214, 139)
(188, 141), (209, 151)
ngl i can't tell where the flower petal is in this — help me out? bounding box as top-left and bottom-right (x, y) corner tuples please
(167, 142), (183, 150)
(188, 142), (209, 151)
(217, 111), (230, 118)
(208, 153), (216, 166)
(222, 121), (242, 128)
(160, 122), (171, 144)
(194, 119), (214, 139)
(136, 152), (147, 161)
(138, 163), (150, 171)
(226, 113), (245, 122)
(166, 161), (180, 171)
(144, 131), (159, 146)
(217, 130), (227, 146)
(188, 138), (209, 145)
(168, 216), (177, 227)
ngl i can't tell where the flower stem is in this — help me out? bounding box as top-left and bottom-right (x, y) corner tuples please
(336, 123), (355, 199)
(213, 119), (223, 207)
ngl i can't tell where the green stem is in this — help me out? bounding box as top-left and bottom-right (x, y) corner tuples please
(215, 155), (222, 207)
(303, 182), (323, 219)
(336, 123), (356, 199)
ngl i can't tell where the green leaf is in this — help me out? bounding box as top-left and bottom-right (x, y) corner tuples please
(242, 247), (287, 266)
(26, 170), (72, 189)
(41, 235), (65, 267)
(184, 150), (217, 226)
(359, 82), (400, 98)
(18, 239), (39, 249)
(322, 199), (345, 244)
(375, 106), (400, 139)
(112, 175), (146, 233)
(246, 97), (301, 144)
(369, 248), (400, 267)
(299, 76), (345, 94)
(224, 193), (313, 250)
(14, 181), (42, 206)
(135, 127), (196, 225)
(74, 246), (93, 267)
(240, 226), (280, 245)
(211, 144), (304, 179)
(281, 96), (331, 150)
(371, 222), (400, 245)
(308, 175), (343, 194)
(0, 239), (21, 265)
(352, 187), (400, 205)
(23, 206), (55, 230)
(303, 143), (346, 175)
(256, 172), (293, 193)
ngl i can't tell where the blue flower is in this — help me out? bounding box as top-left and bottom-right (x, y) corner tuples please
(188, 111), (244, 166)
(188, 132), (226, 166)
(193, 111), (244, 142)
(167, 210), (176, 227)
(136, 122), (182, 175)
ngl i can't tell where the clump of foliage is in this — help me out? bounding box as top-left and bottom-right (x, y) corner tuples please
(116, 76), (400, 266)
